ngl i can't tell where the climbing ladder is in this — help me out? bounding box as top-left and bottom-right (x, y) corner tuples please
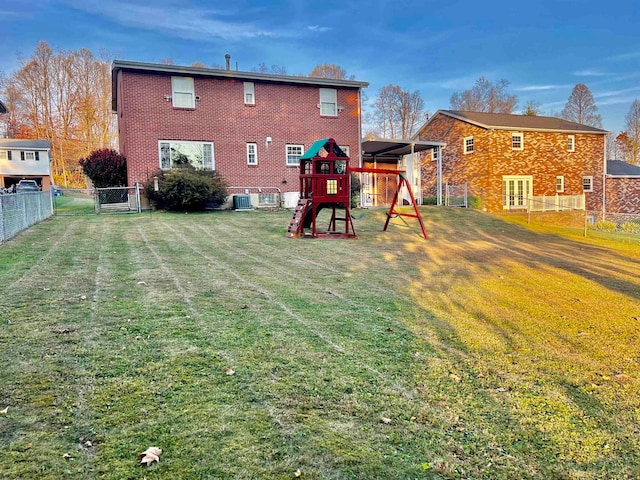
(286, 198), (310, 238)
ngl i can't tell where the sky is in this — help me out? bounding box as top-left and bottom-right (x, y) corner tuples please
(2, 0), (640, 134)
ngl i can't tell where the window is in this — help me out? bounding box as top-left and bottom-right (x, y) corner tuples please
(0, 151), (8, 161)
(158, 140), (214, 170)
(326, 179), (338, 195)
(258, 193), (277, 205)
(244, 82), (255, 105)
(463, 136), (474, 154)
(286, 144), (304, 166)
(319, 88), (337, 116)
(339, 145), (350, 157)
(171, 76), (195, 108)
(583, 176), (593, 192)
(512, 132), (523, 150)
(432, 146), (441, 162)
(502, 175), (533, 210)
(20, 151), (38, 161)
(568, 135), (575, 152)
(556, 176), (565, 193)
(246, 142), (257, 165)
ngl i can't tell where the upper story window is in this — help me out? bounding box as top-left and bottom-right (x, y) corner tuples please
(319, 88), (337, 116)
(567, 135), (575, 152)
(244, 82), (255, 105)
(432, 146), (441, 162)
(246, 142), (257, 165)
(286, 144), (304, 166)
(0, 150), (9, 161)
(171, 76), (195, 109)
(159, 140), (214, 170)
(463, 136), (474, 154)
(511, 132), (524, 150)
(583, 176), (593, 192)
(21, 151), (39, 161)
(556, 176), (565, 193)
(339, 145), (350, 157)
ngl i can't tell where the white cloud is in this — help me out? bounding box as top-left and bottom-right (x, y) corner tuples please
(515, 84), (571, 92)
(605, 51), (640, 62)
(573, 69), (608, 77)
(307, 25), (331, 32)
(64, 0), (285, 41)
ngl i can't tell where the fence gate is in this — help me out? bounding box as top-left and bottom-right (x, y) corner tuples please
(445, 183), (468, 207)
(53, 185), (142, 215)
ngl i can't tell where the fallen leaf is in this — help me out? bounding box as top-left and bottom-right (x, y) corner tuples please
(0, 406), (8, 415)
(84, 440), (93, 448)
(225, 368), (235, 376)
(80, 295), (87, 300)
(137, 281), (147, 285)
(381, 417), (392, 424)
(295, 469), (302, 477)
(23, 443), (32, 450)
(63, 453), (71, 459)
(615, 373), (631, 382)
(138, 446), (162, 465)
(386, 327), (393, 333)
(449, 373), (461, 383)
(496, 387), (507, 392)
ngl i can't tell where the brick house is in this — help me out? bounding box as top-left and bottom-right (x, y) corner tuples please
(415, 110), (608, 214)
(111, 60), (368, 207)
(606, 160), (640, 215)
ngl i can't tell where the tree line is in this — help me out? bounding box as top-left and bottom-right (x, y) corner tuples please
(0, 41), (116, 186)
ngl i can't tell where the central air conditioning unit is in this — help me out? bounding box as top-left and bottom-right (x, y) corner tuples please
(233, 194), (252, 210)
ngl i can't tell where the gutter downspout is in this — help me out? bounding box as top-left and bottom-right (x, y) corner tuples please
(437, 146), (443, 206)
(602, 135), (606, 221)
(357, 87), (364, 208)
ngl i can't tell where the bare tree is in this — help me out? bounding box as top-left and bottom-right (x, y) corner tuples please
(309, 64), (354, 80)
(624, 99), (640, 164)
(616, 132), (633, 162)
(606, 132), (620, 160)
(450, 77), (517, 113)
(372, 85), (427, 139)
(522, 100), (543, 116)
(253, 63), (287, 75)
(561, 84), (602, 128)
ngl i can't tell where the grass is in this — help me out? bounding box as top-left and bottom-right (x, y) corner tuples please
(1, 207), (640, 479)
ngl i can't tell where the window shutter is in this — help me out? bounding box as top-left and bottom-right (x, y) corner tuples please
(35, 151), (40, 161)
(21, 151), (25, 161)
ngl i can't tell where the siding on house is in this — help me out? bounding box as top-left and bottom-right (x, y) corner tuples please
(113, 62), (367, 196)
(606, 161), (640, 214)
(417, 111), (606, 213)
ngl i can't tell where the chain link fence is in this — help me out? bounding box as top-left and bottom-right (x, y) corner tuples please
(0, 190), (53, 244)
(53, 185), (142, 215)
(588, 212), (640, 235)
(445, 183), (468, 207)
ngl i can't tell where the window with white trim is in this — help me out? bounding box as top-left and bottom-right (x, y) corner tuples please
(568, 135), (575, 152)
(171, 76), (195, 108)
(583, 176), (593, 192)
(319, 88), (337, 116)
(432, 146), (441, 162)
(556, 176), (565, 193)
(0, 150), (8, 161)
(246, 142), (257, 165)
(463, 136), (474, 154)
(286, 144), (304, 166)
(158, 140), (214, 170)
(21, 151), (38, 161)
(512, 132), (523, 150)
(244, 82), (255, 105)
(502, 175), (533, 210)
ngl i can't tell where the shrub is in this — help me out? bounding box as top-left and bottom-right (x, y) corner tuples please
(468, 195), (481, 209)
(145, 168), (228, 211)
(79, 149), (127, 188)
(422, 196), (437, 205)
(350, 173), (361, 208)
(591, 221), (617, 232)
(619, 221), (640, 234)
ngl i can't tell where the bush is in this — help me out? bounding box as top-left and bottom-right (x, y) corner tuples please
(350, 173), (361, 208)
(422, 197), (438, 205)
(79, 149), (127, 188)
(145, 168), (228, 211)
(591, 221), (617, 232)
(468, 195), (481, 209)
(619, 221), (640, 234)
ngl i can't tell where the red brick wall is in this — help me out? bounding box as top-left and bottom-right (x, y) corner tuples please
(606, 177), (640, 214)
(117, 71), (361, 192)
(418, 114), (605, 213)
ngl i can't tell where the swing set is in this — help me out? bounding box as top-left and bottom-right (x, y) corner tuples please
(285, 138), (428, 240)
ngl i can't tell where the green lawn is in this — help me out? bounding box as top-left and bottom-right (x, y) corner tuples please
(1, 208), (639, 479)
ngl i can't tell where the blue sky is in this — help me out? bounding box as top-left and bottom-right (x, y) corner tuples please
(2, 0), (640, 134)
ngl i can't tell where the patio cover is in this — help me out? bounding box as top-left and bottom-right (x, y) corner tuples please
(361, 138), (445, 163)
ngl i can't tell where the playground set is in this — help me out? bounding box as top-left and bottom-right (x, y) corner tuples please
(286, 138), (428, 240)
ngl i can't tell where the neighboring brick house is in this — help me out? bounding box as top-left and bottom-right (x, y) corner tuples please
(606, 160), (640, 215)
(0, 139), (53, 190)
(111, 60), (368, 207)
(415, 110), (608, 214)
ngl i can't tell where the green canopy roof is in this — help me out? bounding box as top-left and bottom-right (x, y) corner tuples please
(300, 138), (347, 159)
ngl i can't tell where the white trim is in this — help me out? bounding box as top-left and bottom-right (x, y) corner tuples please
(567, 135), (575, 152)
(158, 140), (215, 170)
(246, 142), (258, 165)
(582, 176), (593, 192)
(432, 146), (441, 162)
(244, 82), (255, 105)
(0, 150), (8, 161)
(286, 144), (304, 166)
(319, 88), (337, 117)
(463, 136), (474, 154)
(339, 145), (350, 157)
(511, 132), (524, 150)
(171, 76), (195, 109)
(556, 175), (565, 193)
(502, 175), (533, 210)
